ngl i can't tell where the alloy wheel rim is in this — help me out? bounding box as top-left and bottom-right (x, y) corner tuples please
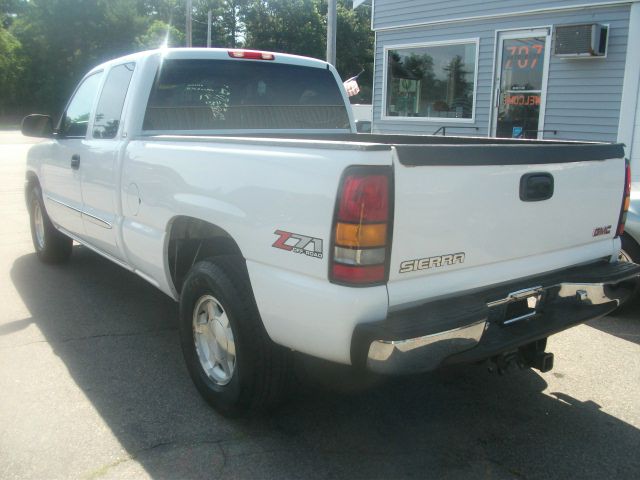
(192, 294), (236, 386)
(33, 201), (45, 250)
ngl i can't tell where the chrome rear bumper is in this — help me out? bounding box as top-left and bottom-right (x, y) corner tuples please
(352, 261), (640, 375)
(367, 320), (486, 374)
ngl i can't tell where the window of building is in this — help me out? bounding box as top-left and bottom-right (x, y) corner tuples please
(93, 62), (136, 139)
(384, 40), (478, 121)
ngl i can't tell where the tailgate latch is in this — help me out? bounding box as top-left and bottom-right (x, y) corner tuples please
(520, 172), (554, 202)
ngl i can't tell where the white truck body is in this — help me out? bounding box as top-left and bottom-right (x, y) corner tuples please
(23, 49), (639, 403)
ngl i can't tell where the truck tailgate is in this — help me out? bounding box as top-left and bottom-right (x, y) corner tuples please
(388, 142), (626, 308)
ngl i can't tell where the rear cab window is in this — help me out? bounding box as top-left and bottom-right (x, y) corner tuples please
(143, 59), (350, 131)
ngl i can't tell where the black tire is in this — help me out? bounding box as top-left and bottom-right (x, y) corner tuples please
(620, 233), (640, 264)
(28, 184), (73, 264)
(179, 256), (292, 416)
(614, 234), (640, 313)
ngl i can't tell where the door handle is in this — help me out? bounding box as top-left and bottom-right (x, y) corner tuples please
(71, 154), (80, 170)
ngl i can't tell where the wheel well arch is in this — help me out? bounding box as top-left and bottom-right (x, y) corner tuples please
(25, 171), (40, 206)
(166, 216), (244, 295)
(26, 170), (39, 185)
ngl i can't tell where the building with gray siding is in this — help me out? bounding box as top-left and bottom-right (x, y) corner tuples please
(368, 0), (640, 180)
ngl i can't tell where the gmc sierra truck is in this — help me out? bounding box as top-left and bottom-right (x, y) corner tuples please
(21, 48), (639, 416)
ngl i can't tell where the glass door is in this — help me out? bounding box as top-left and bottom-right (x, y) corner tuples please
(492, 30), (550, 139)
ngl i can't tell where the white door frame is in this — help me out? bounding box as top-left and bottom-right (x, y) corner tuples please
(490, 27), (552, 139)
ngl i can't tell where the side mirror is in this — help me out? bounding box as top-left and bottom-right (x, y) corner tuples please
(355, 120), (372, 134)
(21, 114), (54, 138)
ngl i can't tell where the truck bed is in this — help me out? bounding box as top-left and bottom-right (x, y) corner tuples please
(140, 132), (626, 312)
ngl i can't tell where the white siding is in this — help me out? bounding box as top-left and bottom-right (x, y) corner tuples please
(372, 4), (630, 141)
(373, 0), (630, 30)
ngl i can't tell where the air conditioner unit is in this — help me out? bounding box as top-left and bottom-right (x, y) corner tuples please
(554, 24), (608, 57)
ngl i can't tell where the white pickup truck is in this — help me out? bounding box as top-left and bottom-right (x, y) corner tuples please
(22, 48), (639, 415)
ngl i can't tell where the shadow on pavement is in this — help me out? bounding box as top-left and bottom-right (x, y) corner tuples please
(10, 247), (640, 479)
(589, 301), (640, 345)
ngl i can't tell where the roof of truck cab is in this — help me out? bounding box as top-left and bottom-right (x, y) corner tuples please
(87, 48), (331, 75)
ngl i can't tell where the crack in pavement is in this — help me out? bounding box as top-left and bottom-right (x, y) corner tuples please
(83, 438), (228, 479)
(0, 327), (177, 350)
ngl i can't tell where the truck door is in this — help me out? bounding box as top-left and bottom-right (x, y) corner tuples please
(43, 72), (103, 237)
(80, 62), (136, 261)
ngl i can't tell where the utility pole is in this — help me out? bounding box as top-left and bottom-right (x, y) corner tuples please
(207, 10), (212, 48)
(186, 0), (192, 47)
(326, 0), (337, 65)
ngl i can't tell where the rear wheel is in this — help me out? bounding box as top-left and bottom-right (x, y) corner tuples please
(619, 235), (640, 264)
(179, 257), (292, 416)
(28, 185), (73, 263)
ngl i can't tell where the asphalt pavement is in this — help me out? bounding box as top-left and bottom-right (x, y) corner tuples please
(0, 131), (639, 479)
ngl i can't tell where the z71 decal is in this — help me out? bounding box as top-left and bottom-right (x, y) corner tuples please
(272, 230), (323, 259)
(399, 252), (465, 273)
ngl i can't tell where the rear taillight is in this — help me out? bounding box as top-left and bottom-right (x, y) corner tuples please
(228, 50), (275, 60)
(616, 159), (631, 237)
(330, 167), (393, 286)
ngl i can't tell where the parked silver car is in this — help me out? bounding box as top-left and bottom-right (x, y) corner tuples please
(618, 183), (640, 308)
(621, 184), (639, 260)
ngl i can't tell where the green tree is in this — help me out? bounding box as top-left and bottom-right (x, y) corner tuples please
(11, 0), (147, 114)
(1, 0), (26, 27)
(135, 0), (184, 25)
(242, 0), (373, 102)
(136, 19), (185, 48)
(191, 0), (247, 47)
(335, 0), (373, 103)
(1, 0), (376, 119)
(0, 25), (23, 115)
(243, 0), (325, 59)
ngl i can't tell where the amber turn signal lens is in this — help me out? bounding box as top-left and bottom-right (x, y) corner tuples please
(335, 222), (387, 248)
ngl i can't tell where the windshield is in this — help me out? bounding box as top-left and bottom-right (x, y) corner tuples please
(143, 59), (350, 131)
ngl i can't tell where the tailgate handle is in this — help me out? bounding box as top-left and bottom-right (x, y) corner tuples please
(520, 173), (554, 202)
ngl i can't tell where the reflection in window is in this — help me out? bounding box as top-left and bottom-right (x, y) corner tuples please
(385, 42), (477, 120)
(61, 72), (103, 137)
(93, 62), (135, 139)
(143, 59), (350, 131)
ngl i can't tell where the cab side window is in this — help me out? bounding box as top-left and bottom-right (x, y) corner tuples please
(93, 62), (136, 139)
(60, 72), (103, 138)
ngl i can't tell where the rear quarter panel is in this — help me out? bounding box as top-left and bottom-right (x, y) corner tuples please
(121, 139), (391, 363)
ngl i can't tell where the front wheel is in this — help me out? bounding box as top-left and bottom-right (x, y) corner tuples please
(179, 257), (292, 416)
(28, 185), (73, 263)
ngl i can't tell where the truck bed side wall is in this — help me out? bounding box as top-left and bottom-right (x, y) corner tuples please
(121, 140), (392, 363)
